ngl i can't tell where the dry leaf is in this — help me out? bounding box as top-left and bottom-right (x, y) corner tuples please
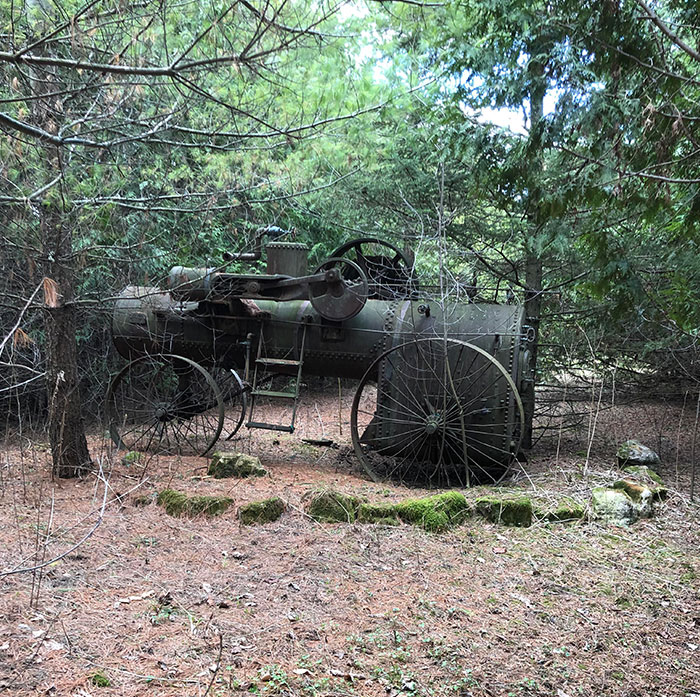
(13, 327), (33, 348)
(43, 278), (60, 308)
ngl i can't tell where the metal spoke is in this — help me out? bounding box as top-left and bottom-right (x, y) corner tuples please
(106, 353), (224, 456)
(351, 338), (524, 485)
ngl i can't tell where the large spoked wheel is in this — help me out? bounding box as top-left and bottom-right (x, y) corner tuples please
(330, 237), (417, 298)
(351, 338), (524, 486)
(215, 367), (249, 440)
(106, 354), (224, 456)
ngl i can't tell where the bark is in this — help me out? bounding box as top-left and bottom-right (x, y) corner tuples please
(522, 52), (547, 450)
(42, 148), (92, 478)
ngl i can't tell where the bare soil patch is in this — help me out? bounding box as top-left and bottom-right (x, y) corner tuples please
(1, 390), (698, 697)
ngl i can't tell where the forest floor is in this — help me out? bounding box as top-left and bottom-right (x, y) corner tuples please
(0, 389), (699, 697)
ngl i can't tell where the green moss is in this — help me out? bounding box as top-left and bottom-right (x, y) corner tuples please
(357, 502), (400, 525)
(537, 497), (586, 523)
(623, 465), (663, 485)
(238, 497), (285, 525)
(90, 672), (111, 687)
(395, 491), (471, 532)
(475, 495), (532, 527)
(157, 489), (233, 518)
(306, 490), (361, 523)
(208, 451), (267, 478)
(121, 451), (141, 466)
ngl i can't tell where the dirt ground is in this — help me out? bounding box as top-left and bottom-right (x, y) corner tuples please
(0, 389), (699, 697)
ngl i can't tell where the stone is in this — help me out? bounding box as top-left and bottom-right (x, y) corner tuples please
(622, 465), (668, 500)
(591, 487), (640, 526)
(357, 502), (401, 525)
(238, 497), (285, 525)
(306, 490), (361, 523)
(537, 497), (586, 523)
(208, 451), (267, 478)
(612, 480), (654, 517)
(395, 491), (471, 532)
(157, 489), (233, 517)
(616, 440), (660, 468)
(474, 495), (532, 527)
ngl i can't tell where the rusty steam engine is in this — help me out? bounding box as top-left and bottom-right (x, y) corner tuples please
(108, 234), (532, 485)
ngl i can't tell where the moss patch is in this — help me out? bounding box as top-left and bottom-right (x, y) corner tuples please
(90, 672), (111, 687)
(208, 451), (267, 478)
(475, 496), (532, 527)
(238, 497), (285, 525)
(157, 489), (233, 518)
(306, 490), (361, 523)
(395, 491), (471, 533)
(357, 502), (401, 525)
(536, 497), (585, 523)
(623, 465), (663, 485)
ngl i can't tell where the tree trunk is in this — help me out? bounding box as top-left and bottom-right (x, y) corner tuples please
(42, 148), (92, 478)
(522, 52), (547, 450)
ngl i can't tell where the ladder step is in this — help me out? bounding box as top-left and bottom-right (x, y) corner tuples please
(246, 421), (294, 433)
(256, 358), (302, 366)
(252, 389), (297, 399)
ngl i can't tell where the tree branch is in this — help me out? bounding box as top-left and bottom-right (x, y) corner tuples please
(635, 0), (700, 63)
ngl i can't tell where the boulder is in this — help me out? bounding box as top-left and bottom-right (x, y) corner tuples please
(306, 490), (361, 523)
(622, 465), (668, 500)
(395, 491), (471, 532)
(591, 487), (640, 526)
(616, 440), (660, 468)
(612, 480), (654, 517)
(157, 489), (233, 517)
(537, 497), (586, 523)
(238, 497), (285, 525)
(474, 495), (532, 527)
(208, 451), (267, 478)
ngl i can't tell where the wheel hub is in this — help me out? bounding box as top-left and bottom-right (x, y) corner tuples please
(423, 412), (442, 435)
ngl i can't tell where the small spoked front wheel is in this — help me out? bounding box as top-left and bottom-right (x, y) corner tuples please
(106, 354), (225, 456)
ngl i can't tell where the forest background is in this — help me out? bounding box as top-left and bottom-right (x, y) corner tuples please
(0, 0), (698, 476)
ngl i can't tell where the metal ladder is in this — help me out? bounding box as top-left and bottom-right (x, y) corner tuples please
(246, 320), (308, 433)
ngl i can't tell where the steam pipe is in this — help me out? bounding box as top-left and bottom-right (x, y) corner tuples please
(222, 225), (289, 262)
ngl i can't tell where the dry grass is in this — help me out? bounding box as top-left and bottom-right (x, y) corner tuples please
(0, 391), (698, 697)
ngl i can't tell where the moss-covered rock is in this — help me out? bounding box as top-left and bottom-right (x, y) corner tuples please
(612, 480), (654, 517)
(157, 489), (233, 517)
(208, 451), (267, 478)
(475, 495), (532, 527)
(238, 497), (285, 525)
(306, 490), (361, 523)
(621, 465), (668, 500)
(357, 502), (401, 525)
(395, 491), (471, 532)
(623, 464), (663, 485)
(537, 497), (586, 523)
(591, 487), (639, 525)
(616, 440), (660, 467)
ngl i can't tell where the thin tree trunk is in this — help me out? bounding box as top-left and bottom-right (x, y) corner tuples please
(522, 50), (547, 450)
(42, 147), (92, 478)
